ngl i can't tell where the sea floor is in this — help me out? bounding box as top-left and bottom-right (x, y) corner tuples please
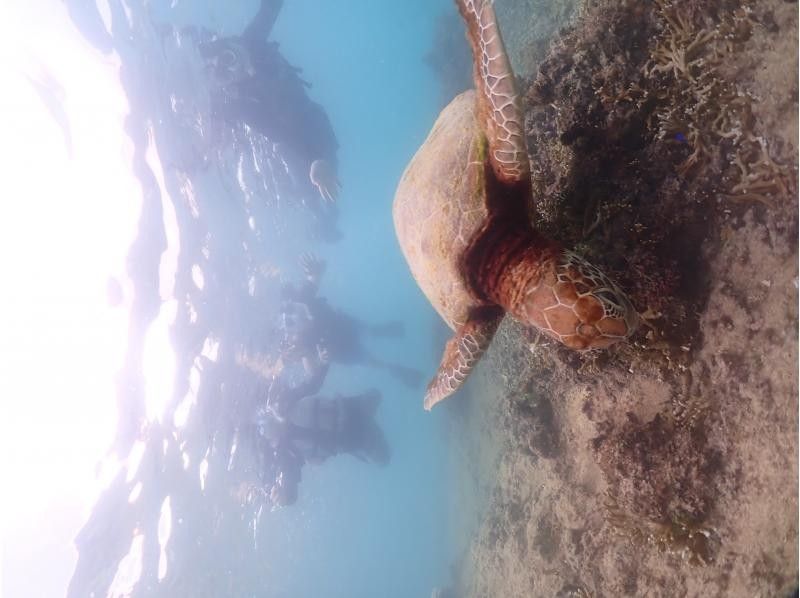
(449, 0), (798, 596)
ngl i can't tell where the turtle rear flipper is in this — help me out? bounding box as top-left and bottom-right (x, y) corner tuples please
(424, 306), (503, 410)
(457, 0), (529, 185)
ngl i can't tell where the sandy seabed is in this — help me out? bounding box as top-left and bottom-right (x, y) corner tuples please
(446, 0), (799, 596)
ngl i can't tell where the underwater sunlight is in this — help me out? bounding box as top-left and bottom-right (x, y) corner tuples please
(2, 1), (797, 597)
(0, 1), (177, 595)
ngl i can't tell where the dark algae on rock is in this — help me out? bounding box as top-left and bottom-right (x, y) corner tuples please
(453, 0), (798, 596)
(525, 0), (796, 344)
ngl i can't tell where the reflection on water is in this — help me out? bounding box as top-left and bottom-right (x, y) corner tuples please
(60, 1), (454, 597)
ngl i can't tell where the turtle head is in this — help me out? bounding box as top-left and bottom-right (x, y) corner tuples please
(523, 250), (639, 350)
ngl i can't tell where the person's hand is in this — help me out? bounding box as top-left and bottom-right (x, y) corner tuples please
(316, 341), (329, 365)
(309, 159), (340, 203)
(299, 252), (325, 283)
(269, 484), (281, 505)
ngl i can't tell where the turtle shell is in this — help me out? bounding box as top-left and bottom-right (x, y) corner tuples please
(393, 90), (490, 331)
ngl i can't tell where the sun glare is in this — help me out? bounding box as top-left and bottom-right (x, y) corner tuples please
(0, 1), (174, 594)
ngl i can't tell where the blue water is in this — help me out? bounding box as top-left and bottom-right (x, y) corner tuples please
(59, 1), (465, 597)
(250, 7), (457, 596)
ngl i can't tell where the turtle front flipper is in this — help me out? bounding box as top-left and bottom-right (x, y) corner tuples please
(424, 306), (503, 410)
(457, 0), (529, 185)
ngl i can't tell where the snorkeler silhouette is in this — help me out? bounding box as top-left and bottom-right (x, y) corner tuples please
(256, 348), (390, 507)
(198, 0), (341, 238)
(279, 253), (424, 388)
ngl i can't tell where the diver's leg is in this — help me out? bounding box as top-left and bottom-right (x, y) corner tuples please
(363, 355), (424, 389)
(361, 320), (404, 338)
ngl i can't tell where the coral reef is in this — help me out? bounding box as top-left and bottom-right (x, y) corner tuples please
(453, 0), (797, 596)
(523, 0), (797, 349)
(595, 400), (720, 523)
(605, 496), (717, 567)
(645, 0), (796, 206)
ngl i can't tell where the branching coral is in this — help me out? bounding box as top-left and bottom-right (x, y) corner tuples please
(647, 0), (717, 81)
(724, 136), (793, 207)
(645, 0), (797, 206)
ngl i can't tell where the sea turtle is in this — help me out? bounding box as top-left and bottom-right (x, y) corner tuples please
(393, 0), (639, 410)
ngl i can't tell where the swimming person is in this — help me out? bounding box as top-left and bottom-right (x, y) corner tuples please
(198, 0), (342, 236)
(280, 253), (423, 388)
(255, 352), (390, 507)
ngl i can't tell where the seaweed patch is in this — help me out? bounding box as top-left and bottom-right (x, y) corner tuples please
(605, 495), (718, 566)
